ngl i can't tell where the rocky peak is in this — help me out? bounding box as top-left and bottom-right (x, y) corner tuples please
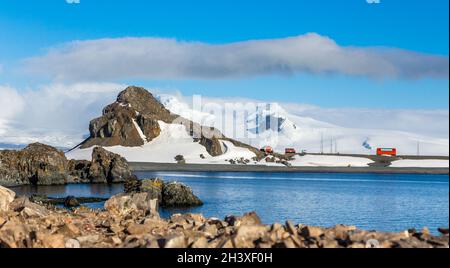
(78, 86), (261, 158)
(117, 86), (177, 123)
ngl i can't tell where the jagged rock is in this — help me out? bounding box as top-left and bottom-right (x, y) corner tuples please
(81, 86), (176, 149)
(200, 136), (223, 157)
(77, 86), (261, 158)
(232, 225), (268, 248)
(0, 186), (15, 212)
(0, 143), (67, 186)
(300, 226), (325, 239)
(124, 175), (142, 193)
(0, 196), (448, 249)
(104, 192), (158, 216)
(163, 235), (187, 248)
(140, 179), (163, 203)
(67, 160), (91, 183)
(162, 181), (203, 207)
(9, 196), (50, 218)
(225, 212), (262, 227)
(117, 86), (177, 123)
(0, 143), (135, 186)
(88, 147), (133, 183)
(124, 178), (200, 208)
(136, 114), (161, 142)
(82, 102), (144, 148)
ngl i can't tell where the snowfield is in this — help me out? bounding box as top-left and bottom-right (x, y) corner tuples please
(390, 159), (449, 168)
(289, 155), (374, 167)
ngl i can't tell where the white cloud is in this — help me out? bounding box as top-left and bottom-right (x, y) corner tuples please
(0, 82), (125, 147)
(282, 104), (450, 139)
(24, 33), (449, 81)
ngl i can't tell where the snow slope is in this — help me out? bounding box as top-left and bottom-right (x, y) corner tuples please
(290, 155), (374, 167)
(390, 159), (449, 168)
(66, 121), (258, 164)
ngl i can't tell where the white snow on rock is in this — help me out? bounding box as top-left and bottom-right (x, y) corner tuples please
(289, 155), (374, 167)
(66, 121), (257, 165)
(132, 119), (147, 142)
(390, 159), (449, 168)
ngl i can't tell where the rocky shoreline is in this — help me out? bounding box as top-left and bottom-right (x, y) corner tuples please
(1, 185), (448, 248)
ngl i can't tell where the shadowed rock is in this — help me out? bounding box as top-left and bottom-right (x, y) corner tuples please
(0, 143), (67, 186)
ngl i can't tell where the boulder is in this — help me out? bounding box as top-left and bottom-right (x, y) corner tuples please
(232, 225), (268, 248)
(438, 228), (449, 235)
(123, 175), (142, 193)
(104, 192), (158, 216)
(64, 196), (80, 208)
(225, 212), (262, 227)
(9, 196), (49, 218)
(88, 147), (133, 183)
(300, 226), (325, 239)
(200, 136), (223, 157)
(162, 181), (203, 207)
(140, 179), (163, 203)
(0, 186), (15, 212)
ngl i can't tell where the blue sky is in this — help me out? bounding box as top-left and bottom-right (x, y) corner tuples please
(0, 0), (448, 109)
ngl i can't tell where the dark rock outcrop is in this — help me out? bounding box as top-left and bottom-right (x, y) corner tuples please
(0, 143), (68, 186)
(78, 86), (262, 159)
(82, 102), (145, 148)
(124, 178), (202, 208)
(200, 136), (223, 156)
(1, 144), (134, 186)
(162, 181), (203, 207)
(88, 147), (133, 183)
(81, 86), (176, 149)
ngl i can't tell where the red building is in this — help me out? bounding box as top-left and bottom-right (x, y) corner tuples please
(285, 148), (296, 154)
(260, 146), (274, 154)
(377, 148), (397, 156)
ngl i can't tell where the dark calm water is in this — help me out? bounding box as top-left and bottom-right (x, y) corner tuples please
(12, 172), (449, 233)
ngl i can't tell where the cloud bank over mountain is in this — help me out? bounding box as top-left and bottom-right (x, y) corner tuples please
(24, 33), (449, 81)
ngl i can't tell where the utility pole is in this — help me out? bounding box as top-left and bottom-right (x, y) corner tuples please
(330, 136), (333, 154)
(417, 141), (420, 156)
(320, 133), (324, 154)
(335, 138), (338, 154)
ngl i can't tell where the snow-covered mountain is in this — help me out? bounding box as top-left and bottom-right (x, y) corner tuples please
(158, 94), (449, 156)
(66, 87), (448, 168)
